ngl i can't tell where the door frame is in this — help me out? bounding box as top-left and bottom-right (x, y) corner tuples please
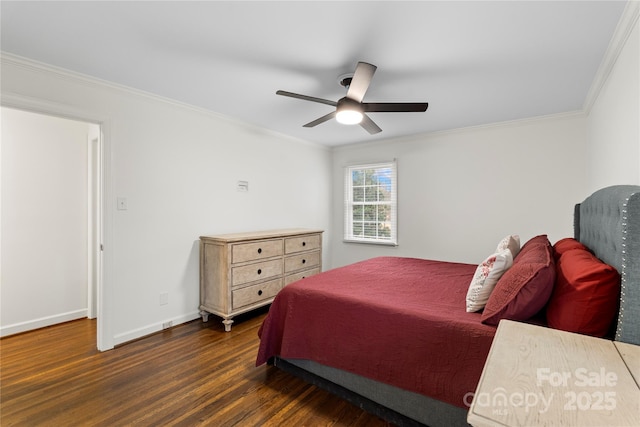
(2, 93), (114, 350)
(87, 133), (100, 320)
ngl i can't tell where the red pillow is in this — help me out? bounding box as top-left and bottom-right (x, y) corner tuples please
(514, 234), (551, 261)
(481, 237), (555, 326)
(553, 238), (589, 261)
(546, 249), (620, 337)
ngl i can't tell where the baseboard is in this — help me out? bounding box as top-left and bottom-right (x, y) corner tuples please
(0, 309), (88, 337)
(112, 311), (201, 346)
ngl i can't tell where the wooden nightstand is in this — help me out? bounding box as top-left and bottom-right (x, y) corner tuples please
(467, 320), (640, 427)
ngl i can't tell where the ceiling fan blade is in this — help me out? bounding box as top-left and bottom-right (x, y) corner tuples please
(303, 111), (337, 128)
(276, 90), (337, 107)
(363, 102), (429, 113)
(359, 114), (382, 134)
(346, 62), (377, 102)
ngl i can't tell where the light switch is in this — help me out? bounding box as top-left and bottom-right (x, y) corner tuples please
(117, 197), (128, 210)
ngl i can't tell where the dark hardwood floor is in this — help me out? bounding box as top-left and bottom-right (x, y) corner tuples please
(0, 309), (391, 426)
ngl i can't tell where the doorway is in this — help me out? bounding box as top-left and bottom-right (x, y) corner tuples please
(1, 107), (102, 344)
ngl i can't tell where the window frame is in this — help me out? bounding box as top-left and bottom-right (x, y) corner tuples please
(343, 160), (398, 246)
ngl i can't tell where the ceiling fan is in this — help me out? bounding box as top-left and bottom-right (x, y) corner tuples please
(276, 62), (429, 135)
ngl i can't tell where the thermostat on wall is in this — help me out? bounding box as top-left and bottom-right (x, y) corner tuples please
(237, 181), (249, 192)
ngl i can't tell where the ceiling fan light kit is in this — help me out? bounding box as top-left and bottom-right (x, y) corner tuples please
(335, 98), (364, 125)
(277, 62), (428, 135)
(336, 109), (363, 125)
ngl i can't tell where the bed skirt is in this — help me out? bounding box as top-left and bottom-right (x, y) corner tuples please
(272, 357), (470, 427)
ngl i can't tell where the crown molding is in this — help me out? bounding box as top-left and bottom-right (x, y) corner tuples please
(0, 52), (328, 151)
(583, 0), (640, 113)
(334, 110), (586, 151)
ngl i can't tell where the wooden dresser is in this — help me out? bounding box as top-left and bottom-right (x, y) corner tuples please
(199, 228), (323, 331)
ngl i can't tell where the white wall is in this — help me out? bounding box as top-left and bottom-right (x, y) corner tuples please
(1, 55), (332, 347)
(586, 9), (640, 191)
(330, 114), (587, 268)
(1, 107), (94, 335)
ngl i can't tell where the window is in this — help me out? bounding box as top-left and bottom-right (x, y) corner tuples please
(344, 161), (397, 245)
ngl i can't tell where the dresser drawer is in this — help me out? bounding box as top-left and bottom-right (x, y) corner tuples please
(232, 259), (283, 286)
(284, 251), (320, 273)
(285, 234), (321, 254)
(284, 267), (320, 286)
(232, 278), (282, 309)
(232, 239), (282, 263)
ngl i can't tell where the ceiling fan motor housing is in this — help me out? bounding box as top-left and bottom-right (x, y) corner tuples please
(337, 97), (362, 112)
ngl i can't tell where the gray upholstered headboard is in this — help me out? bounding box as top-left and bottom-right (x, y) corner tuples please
(574, 185), (640, 345)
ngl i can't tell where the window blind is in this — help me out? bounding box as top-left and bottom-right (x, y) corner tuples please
(343, 160), (397, 245)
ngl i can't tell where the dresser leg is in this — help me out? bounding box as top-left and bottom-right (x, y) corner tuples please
(222, 319), (234, 332)
(200, 311), (209, 322)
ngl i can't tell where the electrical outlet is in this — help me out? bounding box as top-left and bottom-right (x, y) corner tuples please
(159, 292), (169, 306)
(162, 321), (173, 329)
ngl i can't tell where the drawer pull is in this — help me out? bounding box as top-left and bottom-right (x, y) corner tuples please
(258, 290), (263, 296)
(302, 259), (306, 264)
(257, 268), (262, 275)
(257, 248), (262, 254)
(302, 241), (306, 247)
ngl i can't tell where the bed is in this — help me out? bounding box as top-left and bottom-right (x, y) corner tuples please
(256, 185), (640, 426)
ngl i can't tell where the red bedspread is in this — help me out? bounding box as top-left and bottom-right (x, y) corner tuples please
(256, 256), (497, 408)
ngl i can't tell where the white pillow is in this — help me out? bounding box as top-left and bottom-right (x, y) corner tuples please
(466, 249), (514, 312)
(496, 234), (521, 258)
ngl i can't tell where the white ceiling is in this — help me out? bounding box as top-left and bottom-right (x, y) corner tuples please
(0, 1), (628, 146)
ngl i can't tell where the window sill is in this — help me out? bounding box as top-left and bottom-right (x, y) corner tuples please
(343, 239), (398, 247)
